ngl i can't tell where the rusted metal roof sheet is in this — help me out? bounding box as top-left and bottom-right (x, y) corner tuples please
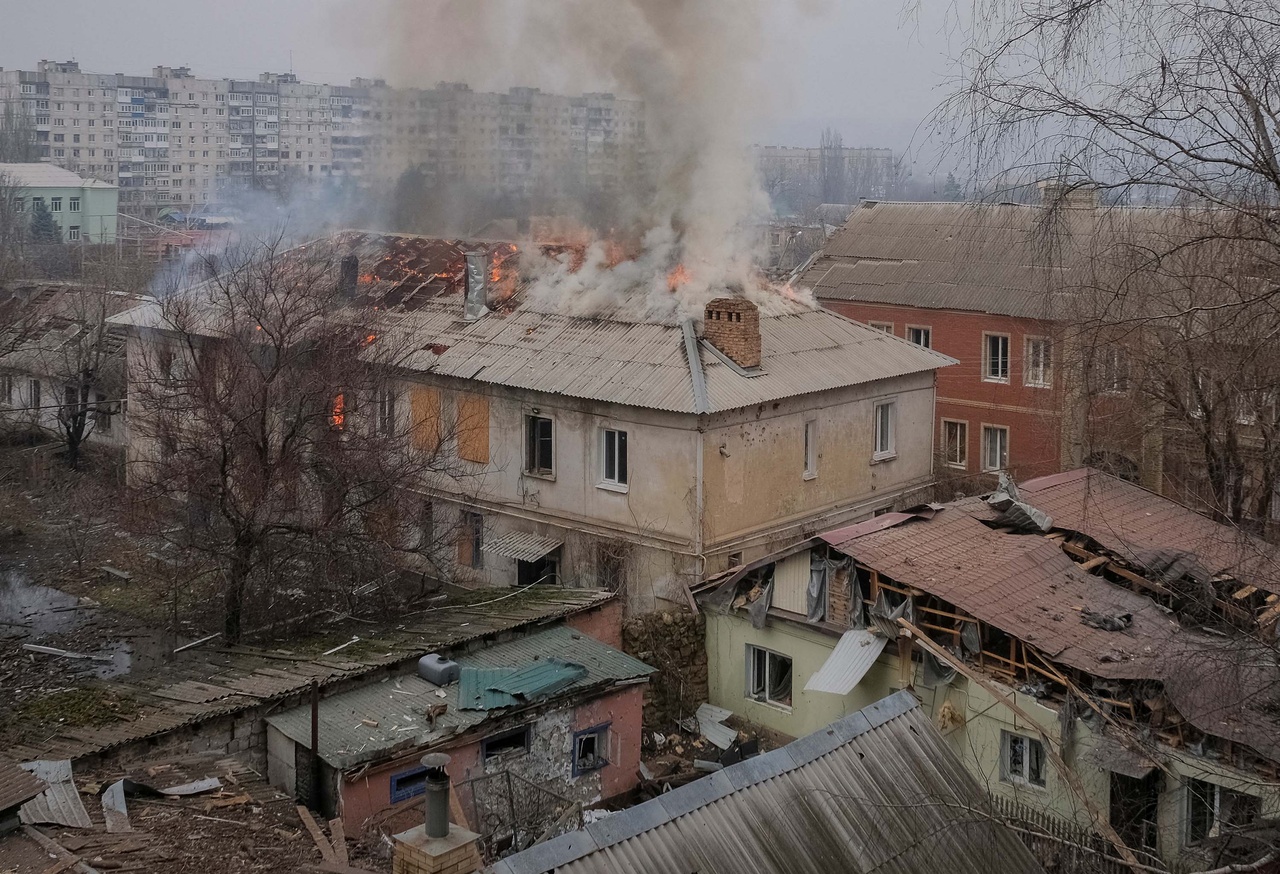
(0, 762), (45, 813)
(491, 692), (1043, 874)
(18, 760), (92, 828)
(1019, 468), (1280, 596)
(804, 629), (889, 695)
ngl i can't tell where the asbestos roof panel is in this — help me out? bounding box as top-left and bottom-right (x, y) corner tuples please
(1019, 468), (1280, 597)
(0, 762), (45, 813)
(493, 691), (1044, 874)
(0, 162), (105, 188)
(18, 760), (92, 828)
(482, 531), (564, 563)
(267, 624), (652, 769)
(803, 629), (889, 695)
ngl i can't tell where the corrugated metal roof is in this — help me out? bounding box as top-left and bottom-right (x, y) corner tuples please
(489, 691), (1044, 874)
(483, 531), (564, 562)
(1020, 468), (1280, 597)
(0, 762), (45, 813)
(267, 624), (652, 769)
(459, 667), (522, 712)
(803, 629), (888, 695)
(18, 760), (92, 828)
(488, 658), (588, 701)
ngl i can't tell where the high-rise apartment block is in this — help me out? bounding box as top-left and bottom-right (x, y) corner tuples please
(0, 60), (647, 222)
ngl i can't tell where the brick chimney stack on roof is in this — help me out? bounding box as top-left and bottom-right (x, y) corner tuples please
(703, 297), (761, 369)
(391, 754), (482, 874)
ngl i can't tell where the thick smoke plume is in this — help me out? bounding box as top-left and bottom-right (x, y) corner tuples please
(384, 0), (819, 320)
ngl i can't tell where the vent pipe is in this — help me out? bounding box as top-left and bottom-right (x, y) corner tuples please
(339, 255), (359, 300)
(422, 753), (451, 839)
(463, 252), (489, 321)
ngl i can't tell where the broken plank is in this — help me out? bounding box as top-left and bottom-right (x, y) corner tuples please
(328, 818), (348, 865)
(1232, 585), (1258, 600)
(40, 857), (80, 874)
(310, 864), (378, 874)
(297, 805), (336, 864)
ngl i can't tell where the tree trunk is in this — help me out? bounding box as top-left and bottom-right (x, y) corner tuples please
(223, 536), (255, 644)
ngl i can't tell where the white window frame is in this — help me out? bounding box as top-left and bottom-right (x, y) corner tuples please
(868, 321), (894, 334)
(981, 424), (1009, 472)
(1185, 778), (1260, 845)
(982, 332), (1011, 383)
(374, 387), (397, 437)
(942, 419), (968, 469)
(872, 399), (896, 462)
(525, 413), (555, 478)
(803, 419), (818, 480)
(1024, 336), (1052, 388)
(1098, 347), (1130, 394)
(599, 427), (628, 492)
(1001, 730), (1046, 788)
(745, 644), (793, 710)
(906, 325), (932, 348)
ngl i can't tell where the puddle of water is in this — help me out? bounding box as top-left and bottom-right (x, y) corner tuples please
(0, 567), (91, 636)
(88, 632), (175, 679)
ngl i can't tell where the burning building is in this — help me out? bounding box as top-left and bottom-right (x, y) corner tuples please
(110, 230), (954, 613)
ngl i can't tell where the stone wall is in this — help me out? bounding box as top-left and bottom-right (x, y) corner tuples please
(622, 610), (708, 733)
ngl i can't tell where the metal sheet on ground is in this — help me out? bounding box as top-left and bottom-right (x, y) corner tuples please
(101, 779), (132, 833)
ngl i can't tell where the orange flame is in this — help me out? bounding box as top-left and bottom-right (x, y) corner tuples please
(330, 393), (345, 430)
(667, 264), (691, 293)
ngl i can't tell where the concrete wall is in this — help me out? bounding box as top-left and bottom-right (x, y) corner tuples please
(0, 371), (127, 448)
(334, 684), (645, 836)
(15, 181), (118, 244)
(705, 608), (1280, 864)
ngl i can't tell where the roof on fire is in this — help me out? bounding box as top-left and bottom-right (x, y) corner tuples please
(490, 691), (1044, 874)
(107, 231), (955, 415)
(265, 624), (653, 770)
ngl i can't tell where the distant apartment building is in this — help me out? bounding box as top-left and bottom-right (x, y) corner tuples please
(0, 60), (648, 221)
(754, 144), (898, 208)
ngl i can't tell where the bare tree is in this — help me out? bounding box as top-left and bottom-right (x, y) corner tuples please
(0, 102), (39, 164)
(126, 237), (476, 643)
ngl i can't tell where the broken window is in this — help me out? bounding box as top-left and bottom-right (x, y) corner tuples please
(1186, 779), (1260, 845)
(93, 392), (113, 432)
(1025, 337), (1052, 388)
(389, 765), (428, 803)
(747, 645), (793, 708)
(983, 333), (1010, 382)
(482, 725), (531, 761)
(943, 420), (967, 468)
(0, 374), (12, 405)
(601, 428), (628, 487)
(869, 321), (893, 333)
(1001, 731), (1045, 787)
(573, 724), (609, 775)
(374, 387), (397, 437)
(873, 400), (896, 460)
(1092, 346), (1130, 394)
(982, 425), (1009, 472)
(525, 414), (554, 476)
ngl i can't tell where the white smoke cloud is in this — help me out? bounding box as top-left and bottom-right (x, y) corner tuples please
(383, 0), (822, 321)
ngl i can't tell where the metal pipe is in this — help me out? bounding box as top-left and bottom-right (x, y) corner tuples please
(421, 753), (451, 839)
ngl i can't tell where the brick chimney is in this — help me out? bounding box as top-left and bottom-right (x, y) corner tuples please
(392, 754), (481, 874)
(703, 298), (761, 369)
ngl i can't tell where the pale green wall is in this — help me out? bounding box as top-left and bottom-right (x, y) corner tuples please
(705, 609), (1280, 864)
(19, 182), (118, 243)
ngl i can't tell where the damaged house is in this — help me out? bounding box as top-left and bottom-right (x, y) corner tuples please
(698, 467), (1280, 867)
(264, 624), (653, 855)
(109, 231), (954, 613)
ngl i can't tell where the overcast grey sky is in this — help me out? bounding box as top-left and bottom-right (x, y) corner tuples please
(0, 0), (957, 157)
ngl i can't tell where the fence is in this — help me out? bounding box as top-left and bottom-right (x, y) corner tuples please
(457, 770), (582, 862)
(991, 795), (1177, 874)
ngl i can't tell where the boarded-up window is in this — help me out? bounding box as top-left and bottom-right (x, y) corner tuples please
(457, 393), (490, 464)
(773, 551), (811, 615)
(410, 386), (442, 453)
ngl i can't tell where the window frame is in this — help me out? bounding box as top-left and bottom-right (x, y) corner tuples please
(572, 723), (610, 776)
(524, 413), (555, 478)
(1000, 730), (1046, 788)
(982, 332), (1011, 383)
(872, 399), (896, 462)
(1097, 346), (1131, 395)
(981, 424), (1010, 472)
(481, 725), (531, 762)
(803, 419), (818, 480)
(599, 427), (628, 492)
(28, 379), (41, 411)
(1024, 336), (1052, 388)
(461, 510), (484, 569)
(389, 765), (429, 804)
(868, 321), (894, 334)
(0, 374), (12, 406)
(374, 387), (397, 437)
(942, 419), (968, 469)
(1185, 779), (1260, 846)
(745, 644), (794, 710)
(905, 325), (932, 348)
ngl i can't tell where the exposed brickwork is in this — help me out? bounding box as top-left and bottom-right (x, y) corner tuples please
(703, 298), (761, 369)
(828, 563), (853, 628)
(393, 825), (482, 874)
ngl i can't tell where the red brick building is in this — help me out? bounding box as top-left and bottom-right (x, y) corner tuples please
(801, 200), (1155, 491)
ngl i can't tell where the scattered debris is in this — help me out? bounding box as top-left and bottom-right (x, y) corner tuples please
(171, 633), (220, 654)
(323, 637), (361, 657)
(693, 702), (735, 751)
(1080, 608), (1133, 632)
(20, 644), (113, 662)
(297, 805), (337, 864)
(157, 777), (220, 797)
(18, 760), (92, 829)
(101, 780), (132, 833)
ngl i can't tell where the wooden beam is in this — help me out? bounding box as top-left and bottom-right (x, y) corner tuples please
(1232, 585), (1258, 601)
(1079, 556), (1108, 572)
(898, 619), (1147, 874)
(328, 819), (348, 866)
(297, 806), (337, 865)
